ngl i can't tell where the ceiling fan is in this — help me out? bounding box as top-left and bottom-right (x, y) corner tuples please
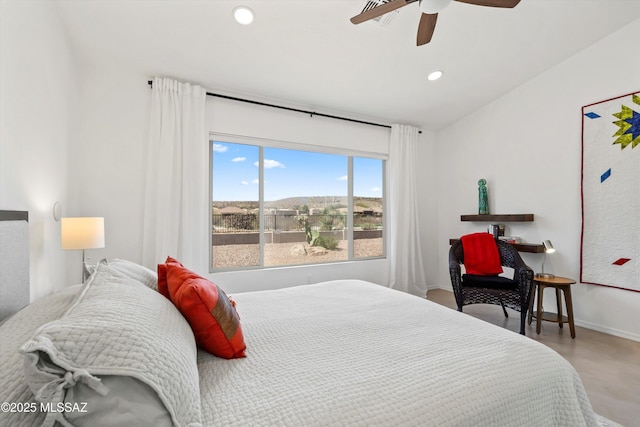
(350, 0), (521, 46)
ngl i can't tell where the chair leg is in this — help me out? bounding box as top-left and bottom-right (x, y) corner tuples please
(500, 301), (508, 318)
(519, 310), (526, 335)
(536, 284), (545, 335)
(527, 282), (538, 325)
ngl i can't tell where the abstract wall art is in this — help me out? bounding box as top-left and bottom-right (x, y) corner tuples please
(581, 91), (639, 292)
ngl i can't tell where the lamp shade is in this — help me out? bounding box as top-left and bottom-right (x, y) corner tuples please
(61, 217), (105, 250)
(543, 240), (555, 254)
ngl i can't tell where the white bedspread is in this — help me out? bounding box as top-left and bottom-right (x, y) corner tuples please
(198, 280), (597, 427)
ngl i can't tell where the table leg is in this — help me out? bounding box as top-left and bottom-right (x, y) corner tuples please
(555, 288), (563, 328)
(563, 286), (576, 338)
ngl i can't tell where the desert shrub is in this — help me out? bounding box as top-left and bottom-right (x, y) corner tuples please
(314, 235), (338, 250)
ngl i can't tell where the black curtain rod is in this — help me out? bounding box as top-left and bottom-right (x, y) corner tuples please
(147, 80), (397, 130)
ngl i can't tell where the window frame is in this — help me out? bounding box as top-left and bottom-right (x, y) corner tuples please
(209, 132), (387, 272)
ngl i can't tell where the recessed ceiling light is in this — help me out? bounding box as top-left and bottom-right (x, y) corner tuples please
(233, 6), (254, 25)
(427, 70), (443, 81)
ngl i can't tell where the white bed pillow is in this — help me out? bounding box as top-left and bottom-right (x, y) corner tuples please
(0, 284), (83, 427)
(101, 258), (159, 291)
(63, 375), (172, 427)
(20, 263), (202, 427)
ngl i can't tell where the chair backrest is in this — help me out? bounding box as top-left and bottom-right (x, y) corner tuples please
(449, 238), (527, 270)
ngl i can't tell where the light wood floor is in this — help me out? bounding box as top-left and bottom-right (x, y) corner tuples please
(427, 289), (640, 427)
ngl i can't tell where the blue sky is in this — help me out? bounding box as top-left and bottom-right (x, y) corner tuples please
(212, 141), (383, 201)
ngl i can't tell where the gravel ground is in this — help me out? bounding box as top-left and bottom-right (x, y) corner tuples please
(213, 238), (383, 268)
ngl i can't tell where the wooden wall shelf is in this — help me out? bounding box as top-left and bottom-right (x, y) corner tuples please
(449, 239), (544, 254)
(455, 213), (540, 252)
(460, 214), (534, 222)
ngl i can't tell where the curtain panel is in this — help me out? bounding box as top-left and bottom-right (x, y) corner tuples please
(142, 77), (208, 272)
(387, 124), (427, 296)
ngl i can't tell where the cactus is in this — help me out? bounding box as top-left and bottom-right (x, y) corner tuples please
(308, 229), (320, 246)
(294, 214), (339, 250)
(296, 214), (321, 247)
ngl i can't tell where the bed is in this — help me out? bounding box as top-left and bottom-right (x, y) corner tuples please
(0, 215), (598, 427)
(0, 210), (29, 321)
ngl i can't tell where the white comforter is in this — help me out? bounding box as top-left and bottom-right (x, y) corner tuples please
(198, 280), (597, 427)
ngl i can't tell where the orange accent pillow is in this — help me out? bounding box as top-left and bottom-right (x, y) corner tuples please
(156, 259), (174, 299)
(460, 232), (503, 276)
(158, 257), (246, 359)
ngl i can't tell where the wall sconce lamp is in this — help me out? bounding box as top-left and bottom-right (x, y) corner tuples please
(61, 217), (105, 282)
(53, 202), (61, 222)
(535, 240), (556, 278)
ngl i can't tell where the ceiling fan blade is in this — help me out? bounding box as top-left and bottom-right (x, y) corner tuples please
(454, 0), (520, 8)
(416, 13), (438, 45)
(350, 0), (418, 24)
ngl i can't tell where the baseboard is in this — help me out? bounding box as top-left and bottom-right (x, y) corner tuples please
(431, 284), (453, 292)
(573, 319), (640, 343)
(431, 285), (640, 343)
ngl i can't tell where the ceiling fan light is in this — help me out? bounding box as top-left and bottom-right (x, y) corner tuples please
(419, 0), (453, 14)
(233, 6), (254, 25)
(427, 70), (443, 81)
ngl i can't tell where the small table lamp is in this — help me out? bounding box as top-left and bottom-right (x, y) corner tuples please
(61, 217), (105, 281)
(535, 240), (556, 278)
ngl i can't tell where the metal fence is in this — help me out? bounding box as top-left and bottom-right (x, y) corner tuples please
(212, 214), (382, 233)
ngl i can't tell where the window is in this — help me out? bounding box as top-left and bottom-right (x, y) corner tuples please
(210, 137), (385, 271)
(353, 157), (384, 259)
(211, 141), (259, 269)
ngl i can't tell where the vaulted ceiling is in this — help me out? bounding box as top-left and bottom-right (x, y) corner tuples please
(54, 0), (640, 130)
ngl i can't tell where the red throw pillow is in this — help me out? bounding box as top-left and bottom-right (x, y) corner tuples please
(158, 257), (246, 359)
(157, 256), (182, 299)
(460, 232), (503, 276)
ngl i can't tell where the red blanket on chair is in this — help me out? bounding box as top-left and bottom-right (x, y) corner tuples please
(460, 232), (503, 275)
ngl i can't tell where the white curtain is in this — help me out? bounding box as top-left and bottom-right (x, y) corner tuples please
(142, 77), (207, 272)
(387, 124), (427, 296)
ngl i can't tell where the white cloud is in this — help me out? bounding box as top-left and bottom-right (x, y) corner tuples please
(232, 157), (246, 162)
(254, 159), (285, 169)
(370, 187), (381, 193)
(252, 179), (260, 184)
(338, 175), (348, 181)
(241, 180), (249, 185)
(212, 143), (228, 153)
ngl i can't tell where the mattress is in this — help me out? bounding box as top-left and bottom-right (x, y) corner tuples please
(197, 280), (597, 426)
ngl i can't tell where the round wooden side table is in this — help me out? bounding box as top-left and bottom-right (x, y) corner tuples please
(527, 276), (577, 338)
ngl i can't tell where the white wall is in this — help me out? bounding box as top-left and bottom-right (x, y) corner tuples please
(417, 130), (439, 291)
(69, 59), (150, 275)
(434, 19), (640, 341)
(0, 0), (76, 299)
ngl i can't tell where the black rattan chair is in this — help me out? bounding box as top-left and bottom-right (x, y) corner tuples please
(449, 239), (534, 335)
